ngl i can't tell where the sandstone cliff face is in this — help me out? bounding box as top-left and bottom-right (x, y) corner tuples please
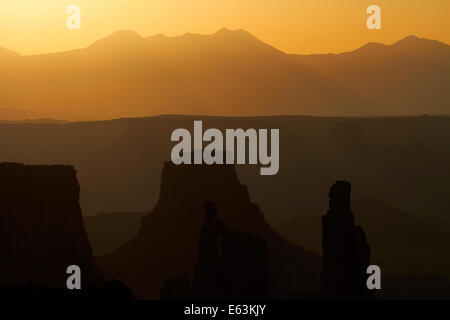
(0, 163), (99, 287)
(98, 162), (321, 299)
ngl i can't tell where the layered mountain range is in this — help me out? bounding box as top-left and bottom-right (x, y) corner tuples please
(1, 29), (449, 120)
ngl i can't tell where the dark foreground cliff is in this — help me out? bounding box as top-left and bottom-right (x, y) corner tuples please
(98, 162), (321, 299)
(0, 163), (132, 299)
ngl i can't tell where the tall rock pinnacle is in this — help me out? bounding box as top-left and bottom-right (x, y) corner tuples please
(317, 181), (374, 299)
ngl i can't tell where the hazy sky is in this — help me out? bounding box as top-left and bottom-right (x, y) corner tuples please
(1, 0), (449, 55)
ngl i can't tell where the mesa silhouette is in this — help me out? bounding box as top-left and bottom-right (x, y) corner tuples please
(0, 163), (132, 299)
(98, 162), (321, 299)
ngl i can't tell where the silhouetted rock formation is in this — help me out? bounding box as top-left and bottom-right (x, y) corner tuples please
(161, 202), (269, 300)
(316, 181), (374, 299)
(0, 163), (132, 299)
(218, 228), (269, 300)
(0, 163), (99, 287)
(98, 162), (320, 299)
(191, 202), (228, 299)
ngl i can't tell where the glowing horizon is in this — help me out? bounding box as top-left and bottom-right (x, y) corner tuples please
(1, 0), (449, 56)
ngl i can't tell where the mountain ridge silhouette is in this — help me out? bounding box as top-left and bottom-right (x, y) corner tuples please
(1, 29), (448, 120)
(293, 34), (450, 115)
(2, 29), (449, 57)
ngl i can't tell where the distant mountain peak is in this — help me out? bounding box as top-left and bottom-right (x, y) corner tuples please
(339, 35), (449, 56)
(212, 27), (247, 40)
(215, 27), (233, 34)
(394, 35), (424, 46)
(354, 41), (387, 52)
(213, 27), (258, 40)
(89, 30), (145, 49)
(393, 35), (449, 50)
(100, 29), (143, 40)
(233, 29), (263, 42)
(403, 35), (420, 41)
(0, 46), (20, 57)
(209, 27), (282, 54)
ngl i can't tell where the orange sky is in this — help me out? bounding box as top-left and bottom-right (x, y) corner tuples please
(1, 0), (449, 55)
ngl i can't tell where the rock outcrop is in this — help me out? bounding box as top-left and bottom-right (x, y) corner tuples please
(161, 202), (269, 300)
(0, 163), (99, 287)
(316, 181), (374, 299)
(98, 162), (320, 299)
(0, 163), (132, 299)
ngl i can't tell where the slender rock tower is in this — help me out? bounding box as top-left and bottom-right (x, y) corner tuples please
(317, 181), (374, 299)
